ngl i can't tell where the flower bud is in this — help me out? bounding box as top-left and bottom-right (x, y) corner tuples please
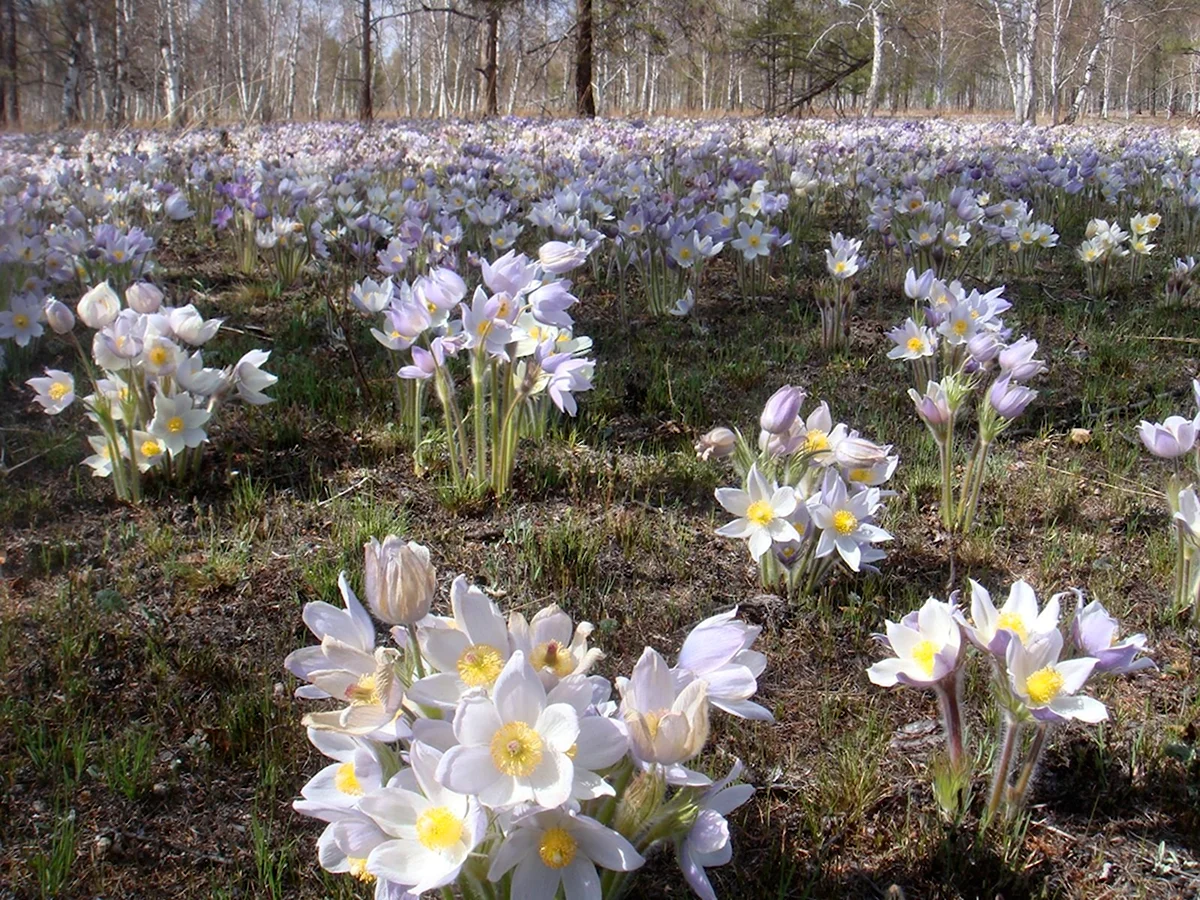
(759, 385), (804, 435)
(77, 282), (121, 329)
(363, 536), (436, 626)
(988, 375), (1037, 420)
(695, 426), (736, 461)
(613, 768), (666, 840)
(126, 281), (164, 314)
(44, 298), (75, 334)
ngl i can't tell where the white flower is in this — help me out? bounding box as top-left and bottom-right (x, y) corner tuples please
(168, 304), (222, 345)
(26, 369), (75, 415)
(488, 809), (643, 900)
(714, 464), (799, 561)
(886, 318), (937, 360)
(82, 434), (116, 477)
(959, 578), (1059, 656)
(436, 651), (579, 809)
(672, 608), (771, 721)
(618, 647), (710, 776)
(77, 282), (121, 329)
(808, 471), (891, 572)
(1007, 630), (1107, 723)
(361, 742), (485, 894)
(508, 604), (604, 689)
(675, 759), (754, 900)
(408, 575), (513, 709)
(233, 349), (277, 404)
(0, 294), (44, 346)
(131, 430), (168, 471)
(148, 390), (211, 455)
(363, 536), (436, 627)
(867, 597), (961, 688)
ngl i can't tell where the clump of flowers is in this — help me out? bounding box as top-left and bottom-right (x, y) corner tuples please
(24, 282), (275, 502)
(700, 384), (896, 595)
(1138, 379), (1200, 622)
(817, 232), (866, 353)
(1165, 257), (1197, 306)
(869, 581), (1152, 823)
(1077, 214), (1159, 298)
(286, 536), (770, 899)
(356, 241), (597, 497)
(887, 268), (1044, 536)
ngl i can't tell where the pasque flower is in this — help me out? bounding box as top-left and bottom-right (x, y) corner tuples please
(960, 578), (1060, 656)
(868, 596), (961, 688)
(362, 536), (436, 626)
(487, 809), (643, 900)
(1007, 629), (1107, 723)
(1138, 415), (1197, 458)
(714, 464), (800, 561)
(618, 647), (710, 773)
(675, 760), (754, 900)
(26, 370), (75, 415)
(436, 651), (579, 809)
(1071, 597), (1155, 675)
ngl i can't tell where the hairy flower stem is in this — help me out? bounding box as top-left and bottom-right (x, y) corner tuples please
(935, 678), (966, 770)
(471, 354), (488, 485)
(938, 436), (956, 531)
(433, 369), (464, 486)
(1010, 723), (1049, 811)
(956, 438), (992, 534)
(986, 717), (1022, 825)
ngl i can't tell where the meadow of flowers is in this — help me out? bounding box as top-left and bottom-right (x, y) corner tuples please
(1, 116), (1199, 899)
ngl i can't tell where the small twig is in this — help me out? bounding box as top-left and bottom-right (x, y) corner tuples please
(0, 434), (79, 476)
(1042, 463), (1164, 499)
(317, 474), (372, 507)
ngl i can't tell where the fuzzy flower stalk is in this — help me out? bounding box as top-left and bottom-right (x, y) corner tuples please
(888, 268), (1043, 536)
(24, 282), (274, 503)
(701, 384), (896, 595)
(868, 579), (1152, 825)
(286, 536), (771, 900)
(817, 232), (866, 353)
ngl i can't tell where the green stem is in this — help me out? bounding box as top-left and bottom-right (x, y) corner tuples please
(1010, 722), (1049, 811)
(471, 353), (487, 485)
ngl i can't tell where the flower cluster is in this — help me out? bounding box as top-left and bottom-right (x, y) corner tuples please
(701, 384), (896, 594)
(1077, 214), (1160, 297)
(869, 580), (1152, 822)
(1138, 378), (1200, 622)
(817, 232), (867, 352)
(286, 536), (768, 900)
(355, 241), (596, 496)
(24, 282), (275, 502)
(887, 268), (1044, 535)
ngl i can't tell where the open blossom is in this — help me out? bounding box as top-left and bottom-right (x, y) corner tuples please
(488, 809), (643, 900)
(886, 318), (937, 360)
(959, 579), (1059, 656)
(234, 349), (277, 404)
(508, 605), (604, 688)
(808, 470), (891, 572)
(1007, 629), (1106, 723)
(359, 742), (485, 893)
(148, 390), (211, 454)
(27, 369), (75, 414)
(436, 651), (579, 809)
(868, 596), (961, 688)
(714, 464), (799, 561)
(0, 294), (45, 346)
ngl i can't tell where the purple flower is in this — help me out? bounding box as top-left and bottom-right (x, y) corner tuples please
(674, 760), (754, 900)
(988, 375), (1037, 420)
(759, 384), (804, 435)
(1071, 597), (1155, 675)
(999, 336), (1046, 381)
(398, 344), (436, 381)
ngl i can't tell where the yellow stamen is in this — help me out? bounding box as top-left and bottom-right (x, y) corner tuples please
(345, 673), (382, 705)
(538, 827), (577, 870)
(334, 762), (364, 796)
(911, 639), (938, 676)
(804, 430), (829, 452)
(457, 644), (504, 688)
(489, 721), (544, 777)
(1025, 665), (1064, 705)
(12, 313), (29, 329)
(167, 416), (185, 434)
(952, 319), (968, 336)
(530, 641), (576, 678)
(832, 510), (858, 535)
(906, 336), (925, 353)
(48, 382), (70, 401)
(995, 612), (1028, 644)
(415, 807), (464, 851)
(140, 439), (162, 458)
(149, 346), (170, 366)
(347, 857), (375, 883)
(745, 500), (774, 527)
